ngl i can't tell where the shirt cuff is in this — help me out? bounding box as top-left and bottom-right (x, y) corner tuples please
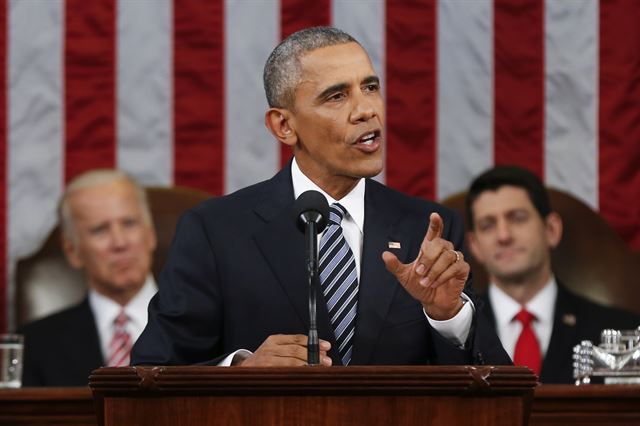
(424, 293), (475, 347)
(217, 349), (253, 366)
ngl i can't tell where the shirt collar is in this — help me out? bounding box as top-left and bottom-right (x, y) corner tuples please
(291, 158), (365, 233)
(89, 275), (157, 332)
(489, 276), (557, 327)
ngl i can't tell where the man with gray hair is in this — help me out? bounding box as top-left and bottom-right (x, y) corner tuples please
(133, 27), (510, 368)
(20, 169), (158, 386)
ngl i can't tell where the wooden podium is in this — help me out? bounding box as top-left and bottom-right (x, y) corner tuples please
(90, 366), (536, 425)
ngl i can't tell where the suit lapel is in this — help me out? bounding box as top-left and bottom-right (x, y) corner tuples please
(350, 181), (411, 365)
(480, 292), (498, 329)
(66, 300), (105, 372)
(252, 166), (337, 358)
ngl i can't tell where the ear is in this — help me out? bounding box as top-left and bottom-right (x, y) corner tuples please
(467, 231), (486, 264)
(265, 108), (297, 147)
(545, 211), (563, 248)
(62, 237), (84, 270)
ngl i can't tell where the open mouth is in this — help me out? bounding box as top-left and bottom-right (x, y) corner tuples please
(355, 129), (381, 146)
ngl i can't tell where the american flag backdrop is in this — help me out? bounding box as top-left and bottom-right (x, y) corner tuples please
(1, 0), (639, 331)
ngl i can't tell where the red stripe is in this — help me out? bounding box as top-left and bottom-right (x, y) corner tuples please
(279, 0), (331, 168)
(493, 0), (545, 179)
(599, 0), (640, 250)
(385, 0), (437, 198)
(64, 0), (116, 183)
(173, 0), (224, 195)
(0, 0), (7, 332)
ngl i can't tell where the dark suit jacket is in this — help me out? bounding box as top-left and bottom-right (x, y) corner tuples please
(481, 283), (640, 383)
(132, 166), (510, 366)
(19, 299), (104, 387)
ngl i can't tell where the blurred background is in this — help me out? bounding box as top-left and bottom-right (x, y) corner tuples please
(1, 0), (639, 331)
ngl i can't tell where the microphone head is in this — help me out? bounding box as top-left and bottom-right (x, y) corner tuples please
(293, 190), (329, 234)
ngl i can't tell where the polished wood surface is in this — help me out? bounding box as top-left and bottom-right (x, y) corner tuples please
(532, 385), (640, 426)
(90, 366), (536, 426)
(0, 387), (96, 425)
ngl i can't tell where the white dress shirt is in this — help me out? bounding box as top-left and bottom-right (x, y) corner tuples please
(89, 275), (157, 362)
(489, 277), (557, 360)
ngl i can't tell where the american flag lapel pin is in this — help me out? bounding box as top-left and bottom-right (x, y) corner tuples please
(562, 313), (576, 327)
(388, 241), (401, 249)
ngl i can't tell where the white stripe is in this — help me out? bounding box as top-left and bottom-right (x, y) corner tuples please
(332, 0), (386, 184)
(329, 282), (357, 324)
(224, 0), (279, 194)
(544, 0), (598, 209)
(437, 0), (494, 200)
(7, 0), (64, 330)
(117, 0), (173, 186)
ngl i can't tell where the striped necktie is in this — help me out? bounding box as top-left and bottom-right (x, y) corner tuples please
(319, 203), (359, 365)
(107, 310), (132, 367)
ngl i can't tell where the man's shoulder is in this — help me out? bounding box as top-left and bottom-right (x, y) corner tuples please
(556, 284), (640, 328)
(191, 170), (289, 221)
(18, 300), (92, 338)
(195, 179), (270, 211)
(365, 179), (463, 231)
(366, 179), (457, 215)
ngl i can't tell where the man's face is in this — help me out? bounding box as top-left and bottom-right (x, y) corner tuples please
(468, 186), (559, 285)
(63, 179), (157, 298)
(287, 42), (385, 193)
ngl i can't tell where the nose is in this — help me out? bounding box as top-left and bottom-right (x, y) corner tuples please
(350, 90), (377, 123)
(496, 219), (513, 244)
(109, 225), (129, 249)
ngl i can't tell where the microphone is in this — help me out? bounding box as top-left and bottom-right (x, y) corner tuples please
(292, 190), (329, 366)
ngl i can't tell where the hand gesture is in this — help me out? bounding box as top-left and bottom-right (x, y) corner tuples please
(382, 212), (470, 320)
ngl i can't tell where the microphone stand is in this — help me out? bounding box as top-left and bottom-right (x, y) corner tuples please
(305, 220), (320, 366)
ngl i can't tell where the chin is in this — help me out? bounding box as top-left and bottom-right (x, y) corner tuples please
(112, 275), (147, 290)
(494, 269), (532, 284)
(353, 161), (383, 179)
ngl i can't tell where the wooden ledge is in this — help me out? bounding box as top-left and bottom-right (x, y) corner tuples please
(90, 365), (537, 396)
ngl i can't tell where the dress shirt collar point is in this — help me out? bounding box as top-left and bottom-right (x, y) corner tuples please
(291, 158), (365, 233)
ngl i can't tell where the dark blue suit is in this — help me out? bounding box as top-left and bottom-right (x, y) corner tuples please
(132, 166), (510, 366)
(19, 299), (104, 386)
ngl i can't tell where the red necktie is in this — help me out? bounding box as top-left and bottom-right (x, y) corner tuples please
(513, 308), (541, 375)
(107, 310), (132, 367)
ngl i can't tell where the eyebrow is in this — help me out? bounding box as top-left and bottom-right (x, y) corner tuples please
(315, 75), (380, 102)
(362, 75), (380, 86)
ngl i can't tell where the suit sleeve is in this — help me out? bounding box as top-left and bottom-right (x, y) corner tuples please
(131, 209), (227, 366)
(427, 208), (512, 366)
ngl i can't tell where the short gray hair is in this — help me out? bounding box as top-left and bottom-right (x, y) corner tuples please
(59, 169), (152, 241)
(263, 26), (358, 109)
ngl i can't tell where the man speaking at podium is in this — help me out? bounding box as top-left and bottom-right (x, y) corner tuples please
(132, 27), (510, 368)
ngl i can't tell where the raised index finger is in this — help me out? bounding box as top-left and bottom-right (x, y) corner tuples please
(425, 212), (444, 242)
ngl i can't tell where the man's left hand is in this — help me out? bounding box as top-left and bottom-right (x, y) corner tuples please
(382, 212), (470, 320)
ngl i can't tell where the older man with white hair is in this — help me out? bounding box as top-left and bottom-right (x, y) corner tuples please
(20, 169), (157, 386)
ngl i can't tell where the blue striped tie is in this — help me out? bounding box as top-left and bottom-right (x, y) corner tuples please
(319, 203), (359, 365)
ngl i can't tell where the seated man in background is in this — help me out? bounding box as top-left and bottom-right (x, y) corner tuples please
(19, 170), (158, 386)
(467, 166), (640, 383)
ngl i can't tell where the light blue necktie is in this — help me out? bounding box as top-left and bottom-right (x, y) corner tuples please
(319, 203), (359, 365)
